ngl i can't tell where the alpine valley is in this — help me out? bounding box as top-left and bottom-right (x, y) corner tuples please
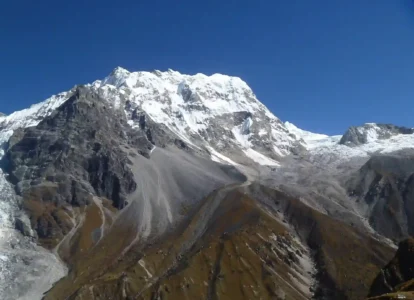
(1, 67), (414, 300)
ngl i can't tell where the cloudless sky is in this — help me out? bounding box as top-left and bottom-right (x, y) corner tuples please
(1, 0), (414, 135)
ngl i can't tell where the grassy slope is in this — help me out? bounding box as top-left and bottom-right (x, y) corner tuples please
(45, 185), (394, 300)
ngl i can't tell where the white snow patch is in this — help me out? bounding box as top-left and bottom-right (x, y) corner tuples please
(243, 148), (280, 166)
(359, 124), (379, 143)
(138, 259), (153, 278)
(272, 145), (284, 157)
(258, 129), (267, 136)
(207, 146), (238, 166)
(231, 127), (251, 148)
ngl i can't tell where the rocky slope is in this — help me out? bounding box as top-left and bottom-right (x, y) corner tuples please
(368, 238), (414, 299)
(0, 67), (414, 299)
(45, 183), (393, 300)
(346, 150), (414, 241)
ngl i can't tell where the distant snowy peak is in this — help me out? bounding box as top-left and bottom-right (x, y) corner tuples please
(0, 112), (5, 117)
(284, 121), (414, 154)
(339, 123), (414, 146)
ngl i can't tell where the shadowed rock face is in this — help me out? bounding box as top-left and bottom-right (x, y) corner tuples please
(1, 83), (247, 250)
(2, 87), (149, 246)
(124, 101), (194, 151)
(346, 151), (414, 240)
(369, 238), (414, 298)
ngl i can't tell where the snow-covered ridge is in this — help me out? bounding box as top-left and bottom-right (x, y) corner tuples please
(0, 92), (69, 133)
(288, 121), (414, 166)
(99, 67), (274, 125)
(0, 67), (301, 167)
(1, 67), (414, 169)
(284, 121), (341, 149)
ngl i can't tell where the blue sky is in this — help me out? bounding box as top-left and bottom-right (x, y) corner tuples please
(1, 0), (414, 135)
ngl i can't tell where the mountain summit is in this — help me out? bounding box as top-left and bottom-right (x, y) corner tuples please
(0, 68), (413, 300)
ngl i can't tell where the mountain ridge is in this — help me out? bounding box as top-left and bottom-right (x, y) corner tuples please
(2, 67), (414, 167)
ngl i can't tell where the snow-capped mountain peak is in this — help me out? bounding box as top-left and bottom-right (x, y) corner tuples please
(93, 67), (303, 165)
(0, 67), (306, 168)
(101, 66), (131, 87)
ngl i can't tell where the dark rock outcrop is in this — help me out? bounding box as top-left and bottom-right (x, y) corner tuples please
(178, 82), (193, 102)
(369, 238), (414, 297)
(347, 151), (414, 240)
(14, 216), (35, 238)
(1, 86), (155, 246)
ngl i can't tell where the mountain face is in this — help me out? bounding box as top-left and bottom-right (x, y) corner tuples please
(97, 67), (305, 165)
(0, 67), (413, 300)
(346, 150), (414, 241)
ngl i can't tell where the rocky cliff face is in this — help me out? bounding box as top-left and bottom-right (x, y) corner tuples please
(346, 150), (414, 240)
(3, 87), (140, 247)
